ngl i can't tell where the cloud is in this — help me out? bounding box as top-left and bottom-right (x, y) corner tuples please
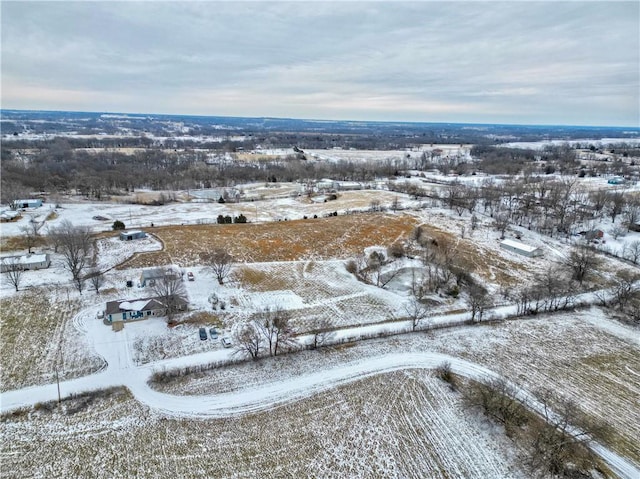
(1, 1), (638, 126)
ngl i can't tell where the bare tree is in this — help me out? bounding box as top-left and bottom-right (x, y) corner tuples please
(468, 285), (492, 321)
(310, 317), (335, 349)
(623, 240), (640, 264)
(151, 271), (187, 322)
(233, 321), (263, 360)
(607, 191), (626, 223)
(565, 244), (601, 285)
(528, 389), (610, 477)
(86, 269), (105, 294)
(493, 211), (510, 239)
(201, 249), (233, 285)
(404, 298), (429, 331)
(255, 306), (297, 356)
(20, 215), (42, 253)
(55, 220), (92, 292)
(3, 257), (24, 291)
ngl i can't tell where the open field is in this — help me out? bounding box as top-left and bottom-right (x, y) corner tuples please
(123, 212), (420, 267)
(151, 308), (640, 466)
(0, 373), (528, 479)
(0, 289), (105, 392)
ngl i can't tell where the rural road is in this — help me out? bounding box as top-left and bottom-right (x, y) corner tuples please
(1, 306), (639, 479)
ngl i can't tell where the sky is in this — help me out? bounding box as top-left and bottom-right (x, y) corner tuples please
(1, 1), (639, 127)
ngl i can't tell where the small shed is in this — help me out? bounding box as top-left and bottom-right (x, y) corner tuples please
(13, 199), (43, 209)
(500, 239), (543, 258)
(0, 253), (51, 272)
(119, 230), (146, 241)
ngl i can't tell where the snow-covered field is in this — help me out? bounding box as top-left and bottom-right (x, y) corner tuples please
(1, 181), (640, 478)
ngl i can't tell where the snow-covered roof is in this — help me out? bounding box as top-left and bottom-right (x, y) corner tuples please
(119, 299), (154, 311)
(1, 254), (49, 265)
(500, 239), (539, 253)
(121, 230), (144, 235)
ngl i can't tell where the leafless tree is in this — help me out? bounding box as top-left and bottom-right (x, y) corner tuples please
(86, 269), (105, 294)
(528, 389), (610, 477)
(607, 191), (626, 223)
(233, 322), (263, 360)
(3, 257), (24, 291)
(255, 306), (297, 356)
(623, 240), (640, 264)
(565, 243), (601, 285)
(468, 285), (492, 321)
(404, 298), (429, 331)
(200, 249), (233, 285)
(151, 271), (187, 322)
(54, 220), (92, 292)
(20, 215), (42, 253)
(609, 270), (640, 310)
(310, 317), (335, 349)
(493, 211), (511, 239)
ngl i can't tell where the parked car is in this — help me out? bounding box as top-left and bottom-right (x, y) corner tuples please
(221, 336), (232, 348)
(187, 272), (195, 281)
(209, 327), (218, 339)
(199, 328), (207, 340)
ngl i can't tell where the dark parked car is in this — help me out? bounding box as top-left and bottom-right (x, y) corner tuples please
(209, 328), (218, 339)
(199, 328), (207, 340)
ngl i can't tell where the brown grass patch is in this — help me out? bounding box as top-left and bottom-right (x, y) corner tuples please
(179, 311), (222, 326)
(0, 235), (48, 253)
(122, 213), (420, 268)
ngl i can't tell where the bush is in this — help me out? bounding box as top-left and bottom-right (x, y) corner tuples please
(112, 220), (125, 230)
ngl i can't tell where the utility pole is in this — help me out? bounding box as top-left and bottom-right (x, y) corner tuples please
(55, 367), (61, 404)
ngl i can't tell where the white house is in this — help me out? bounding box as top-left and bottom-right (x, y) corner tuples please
(12, 198), (43, 209)
(499, 239), (543, 258)
(0, 253), (51, 272)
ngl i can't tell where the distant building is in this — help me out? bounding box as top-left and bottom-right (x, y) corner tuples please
(499, 239), (543, 258)
(12, 199), (42, 209)
(0, 253), (50, 272)
(119, 230), (146, 241)
(138, 267), (179, 287)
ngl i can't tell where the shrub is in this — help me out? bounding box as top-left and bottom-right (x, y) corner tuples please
(112, 220), (125, 230)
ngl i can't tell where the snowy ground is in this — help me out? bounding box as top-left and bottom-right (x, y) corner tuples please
(1, 181), (640, 478)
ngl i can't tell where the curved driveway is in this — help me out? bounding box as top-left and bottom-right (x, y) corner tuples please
(1, 307), (638, 479)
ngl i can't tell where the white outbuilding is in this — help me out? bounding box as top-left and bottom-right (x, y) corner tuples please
(499, 239), (543, 258)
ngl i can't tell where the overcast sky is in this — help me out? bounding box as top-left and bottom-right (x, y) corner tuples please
(1, 1), (638, 126)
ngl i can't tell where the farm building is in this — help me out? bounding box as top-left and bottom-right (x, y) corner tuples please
(138, 267), (179, 287)
(0, 253), (50, 272)
(119, 230), (146, 241)
(608, 177), (625, 185)
(12, 198), (42, 209)
(499, 239), (543, 258)
(104, 295), (188, 322)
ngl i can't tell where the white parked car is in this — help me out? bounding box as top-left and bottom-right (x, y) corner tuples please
(221, 337), (232, 348)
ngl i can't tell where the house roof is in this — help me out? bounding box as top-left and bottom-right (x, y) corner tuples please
(500, 239), (539, 253)
(1, 253), (49, 266)
(105, 295), (188, 315)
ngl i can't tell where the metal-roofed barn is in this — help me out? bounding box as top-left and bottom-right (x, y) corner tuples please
(499, 239), (543, 258)
(119, 230), (146, 241)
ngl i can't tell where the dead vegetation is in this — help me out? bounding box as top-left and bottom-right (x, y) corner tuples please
(122, 213), (420, 268)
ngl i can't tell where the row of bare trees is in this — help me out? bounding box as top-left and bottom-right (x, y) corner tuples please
(233, 306), (297, 360)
